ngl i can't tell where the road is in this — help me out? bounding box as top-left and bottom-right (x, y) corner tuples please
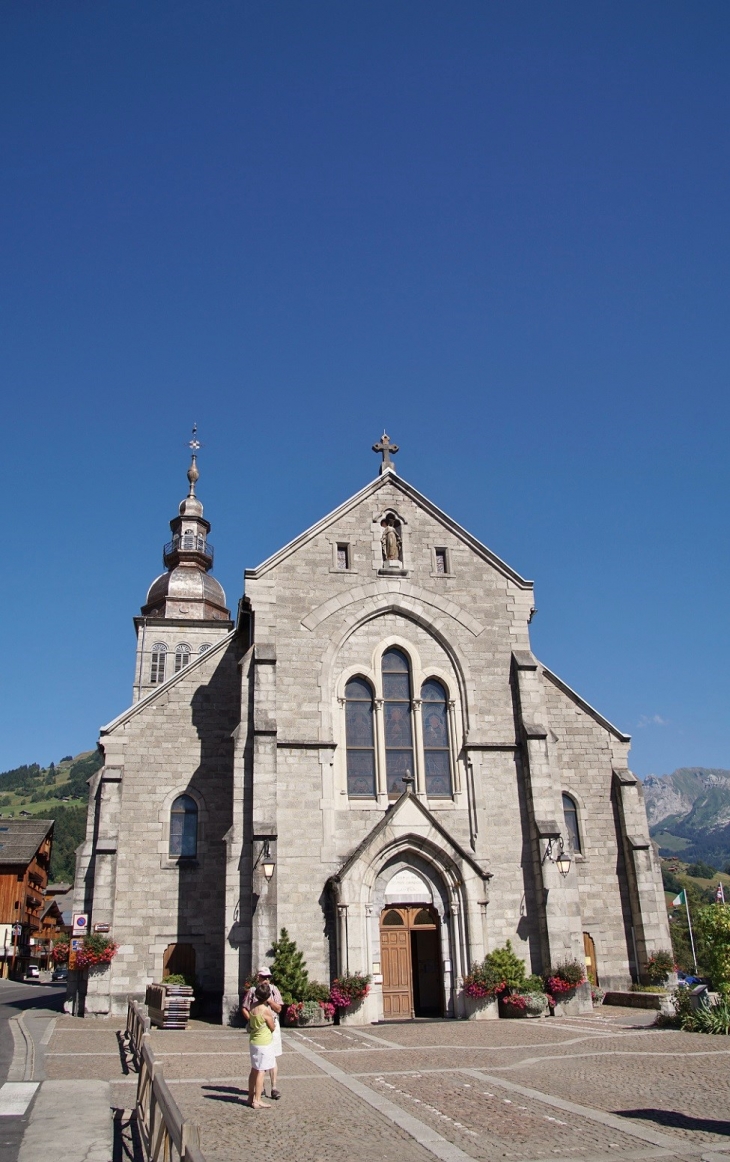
(0, 979), (65, 1162)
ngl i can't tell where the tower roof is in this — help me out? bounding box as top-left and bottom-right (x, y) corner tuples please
(141, 449), (230, 622)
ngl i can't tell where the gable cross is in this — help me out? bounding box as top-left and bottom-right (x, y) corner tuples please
(372, 431), (399, 474)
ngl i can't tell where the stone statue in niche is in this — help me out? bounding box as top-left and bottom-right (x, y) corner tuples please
(381, 514), (402, 565)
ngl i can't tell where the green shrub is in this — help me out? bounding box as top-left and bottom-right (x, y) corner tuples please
(304, 980), (331, 1003)
(270, 928), (309, 1004)
(163, 973), (193, 987)
(484, 941), (526, 989)
(695, 904), (730, 995)
(692, 997), (730, 1035)
(522, 974), (545, 993)
(687, 861), (717, 880)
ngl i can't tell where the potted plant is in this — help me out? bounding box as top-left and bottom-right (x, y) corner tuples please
(330, 972), (371, 1021)
(545, 959), (588, 1014)
(463, 941), (529, 1019)
(501, 974), (550, 1018)
(74, 934), (118, 971)
(644, 950), (675, 989)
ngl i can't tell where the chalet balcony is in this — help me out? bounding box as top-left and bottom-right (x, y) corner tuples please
(163, 535), (214, 568)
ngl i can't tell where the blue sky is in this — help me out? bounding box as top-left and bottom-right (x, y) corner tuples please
(1, 1), (729, 777)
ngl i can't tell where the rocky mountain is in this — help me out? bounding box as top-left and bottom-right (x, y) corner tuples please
(642, 767), (730, 869)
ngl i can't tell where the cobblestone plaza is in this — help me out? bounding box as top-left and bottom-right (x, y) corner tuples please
(43, 1008), (730, 1162)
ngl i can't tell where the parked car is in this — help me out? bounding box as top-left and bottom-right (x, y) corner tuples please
(24, 964), (40, 980)
(51, 967), (68, 983)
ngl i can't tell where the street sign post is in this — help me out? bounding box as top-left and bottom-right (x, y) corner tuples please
(72, 913), (88, 935)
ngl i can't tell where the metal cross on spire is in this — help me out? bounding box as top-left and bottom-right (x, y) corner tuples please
(188, 423), (201, 452)
(372, 431), (399, 474)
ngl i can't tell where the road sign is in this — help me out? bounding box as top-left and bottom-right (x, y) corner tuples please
(71, 938), (84, 951)
(11, 924), (22, 938)
(93, 923), (110, 933)
(72, 913), (88, 934)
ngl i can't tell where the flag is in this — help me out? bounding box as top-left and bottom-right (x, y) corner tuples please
(716, 883), (726, 904)
(672, 891), (686, 906)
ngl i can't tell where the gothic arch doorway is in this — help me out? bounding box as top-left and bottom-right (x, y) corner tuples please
(380, 905), (443, 1019)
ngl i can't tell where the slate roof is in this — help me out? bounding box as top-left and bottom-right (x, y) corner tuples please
(0, 819), (53, 866)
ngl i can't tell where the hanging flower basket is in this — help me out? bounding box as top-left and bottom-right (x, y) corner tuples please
(330, 973), (371, 1010)
(51, 936), (70, 964)
(74, 935), (118, 970)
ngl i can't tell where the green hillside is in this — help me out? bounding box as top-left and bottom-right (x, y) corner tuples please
(661, 857), (730, 973)
(0, 751), (100, 882)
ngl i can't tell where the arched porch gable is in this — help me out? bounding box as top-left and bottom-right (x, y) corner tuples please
(330, 789), (491, 1021)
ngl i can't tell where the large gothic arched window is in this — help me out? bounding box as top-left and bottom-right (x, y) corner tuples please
(345, 677), (376, 798)
(382, 648), (415, 796)
(421, 679), (452, 796)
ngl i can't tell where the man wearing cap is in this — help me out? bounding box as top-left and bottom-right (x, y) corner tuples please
(242, 967), (283, 1099)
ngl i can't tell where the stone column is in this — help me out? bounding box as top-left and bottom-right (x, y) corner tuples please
(613, 770), (672, 981)
(250, 644), (278, 974)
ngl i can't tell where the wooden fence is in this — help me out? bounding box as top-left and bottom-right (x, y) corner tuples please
(126, 998), (206, 1162)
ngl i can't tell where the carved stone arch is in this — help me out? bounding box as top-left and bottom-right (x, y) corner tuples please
(318, 600), (474, 744)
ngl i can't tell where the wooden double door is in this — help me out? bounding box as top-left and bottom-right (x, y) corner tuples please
(380, 905), (443, 1019)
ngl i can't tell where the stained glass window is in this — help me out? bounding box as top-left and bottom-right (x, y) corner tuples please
(150, 643), (167, 684)
(421, 679), (452, 796)
(169, 794), (198, 858)
(383, 649), (414, 795)
(346, 677), (376, 798)
(562, 793), (581, 853)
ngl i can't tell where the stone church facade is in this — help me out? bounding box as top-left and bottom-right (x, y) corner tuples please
(73, 440), (670, 1020)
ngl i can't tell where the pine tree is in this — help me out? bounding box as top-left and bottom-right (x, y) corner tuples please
(270, 928), (309, 1003)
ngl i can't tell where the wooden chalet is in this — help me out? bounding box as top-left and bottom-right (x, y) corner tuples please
(0, 819), (54, 976)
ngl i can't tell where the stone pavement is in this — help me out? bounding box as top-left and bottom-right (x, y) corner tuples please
(35, 1007), (730, 1162)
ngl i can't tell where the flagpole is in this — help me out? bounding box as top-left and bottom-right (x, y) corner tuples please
(684, 891), (698, 973)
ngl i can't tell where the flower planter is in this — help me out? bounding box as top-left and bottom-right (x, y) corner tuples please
(463, 993), (499, 1020)
(550, 980), (593, 1016)
(500, 992), (549, 1018)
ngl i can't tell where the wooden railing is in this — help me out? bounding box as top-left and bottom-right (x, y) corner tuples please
(126, 998), (151, 1063)
(126, 999), (206, 1162)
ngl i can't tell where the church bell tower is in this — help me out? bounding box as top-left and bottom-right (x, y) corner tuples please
(132, 445), (233, 701)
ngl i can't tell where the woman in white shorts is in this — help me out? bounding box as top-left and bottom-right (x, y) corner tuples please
(247, 983), (276, 1109)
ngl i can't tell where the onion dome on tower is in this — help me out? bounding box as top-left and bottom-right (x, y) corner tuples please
(141, 452), (230, 621)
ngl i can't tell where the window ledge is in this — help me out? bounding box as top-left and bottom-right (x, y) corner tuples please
(429, 572), (454, 579)
(329, 568), (359, 575)
(162, 857), (200, 869)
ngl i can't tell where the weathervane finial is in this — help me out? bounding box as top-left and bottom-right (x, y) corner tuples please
(372, 431), (399, 475)
(187, 424), (201, 497)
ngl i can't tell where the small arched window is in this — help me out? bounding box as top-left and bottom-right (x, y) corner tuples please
(382, 649), (414, 796)
(345, 677), (376, 798)
(198, 643), (212, 654)
(421, 679), (451, 796)
(175, 643), (191, 673)
(169, 794), (198, 858)
(150, 643), (167, 684)
(562, 793), (581, 854)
